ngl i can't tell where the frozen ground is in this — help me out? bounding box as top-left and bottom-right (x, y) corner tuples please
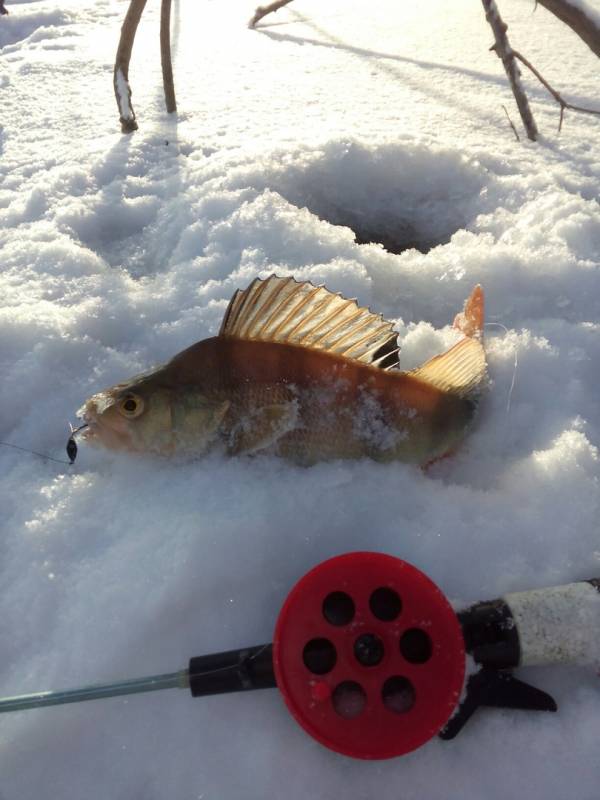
(1, 0), (600, 797)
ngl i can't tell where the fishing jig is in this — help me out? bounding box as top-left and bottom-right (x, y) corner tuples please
(0, 423), (88, 466)
(66, 422), (88, 464)
(0, 552), (598, 759)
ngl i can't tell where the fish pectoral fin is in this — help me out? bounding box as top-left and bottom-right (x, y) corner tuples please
(228, 402), (298, 455)
(173, 399), (231, 450)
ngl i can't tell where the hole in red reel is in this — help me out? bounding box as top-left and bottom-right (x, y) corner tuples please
(322, 591), (355, 626)
(369, 587), (402, 621)
(382, 676), (416, 714)
(400, 628), (433, 664)
(303, 638), (337, 675)
(332, 681), (367, 719)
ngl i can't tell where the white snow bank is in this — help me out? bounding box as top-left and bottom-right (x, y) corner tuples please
(0, 7), (73, 49)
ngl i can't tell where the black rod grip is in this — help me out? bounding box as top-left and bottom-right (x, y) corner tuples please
(188, 644), (276, 697)
(457, 598), (521, 668)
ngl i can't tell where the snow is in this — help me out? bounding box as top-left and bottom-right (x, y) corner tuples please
(1, 0), (600, 797)
(115, 67), (134, 122)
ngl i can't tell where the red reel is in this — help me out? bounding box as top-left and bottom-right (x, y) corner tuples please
(273, 552), (465, 759)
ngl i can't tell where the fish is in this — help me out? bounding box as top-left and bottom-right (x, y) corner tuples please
(78, 275), (486, 465)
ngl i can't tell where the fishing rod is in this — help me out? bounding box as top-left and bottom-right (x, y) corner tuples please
(1, 552), (598, 759)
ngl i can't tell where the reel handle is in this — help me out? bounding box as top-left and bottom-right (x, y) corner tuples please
(459, 578), (600, 669)
(443, 578), (600, 740)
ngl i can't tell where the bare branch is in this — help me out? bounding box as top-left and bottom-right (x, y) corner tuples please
(114, 0), (148, 133)
(536, 0), (600, 59)
(161, 0), (177, 114)
(249, 0), (295, 29)
(512, 49), (600, 132)
(482, 0), (539, 141)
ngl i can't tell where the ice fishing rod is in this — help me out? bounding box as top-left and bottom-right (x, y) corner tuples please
(1, 552), (599, 759)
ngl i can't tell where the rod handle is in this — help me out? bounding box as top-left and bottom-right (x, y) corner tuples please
(188, 643), (276, 697)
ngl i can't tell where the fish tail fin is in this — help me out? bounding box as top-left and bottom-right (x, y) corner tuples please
(408, 286), (486, 398)
(453, 284), (484, 340)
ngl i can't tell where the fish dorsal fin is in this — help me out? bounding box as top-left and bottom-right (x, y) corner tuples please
(219, 275), (398, 367)
(409, 336), (486, 397)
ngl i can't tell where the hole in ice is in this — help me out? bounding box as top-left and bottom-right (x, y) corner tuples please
(254, 141), (488, 255)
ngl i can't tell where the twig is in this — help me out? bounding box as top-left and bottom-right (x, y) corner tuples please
(482, 0), (538, 141)
(502, 104), (521, 140)
(512, 49), (600, 132)
(114, 0), (148, 133)
(249, 0), (295, 29)
(161, 0), (177, 113)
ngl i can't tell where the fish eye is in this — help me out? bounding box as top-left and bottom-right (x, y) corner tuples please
(118, 393), (145, 418)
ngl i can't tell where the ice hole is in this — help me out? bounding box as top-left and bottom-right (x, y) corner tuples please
(261, 142), (487, 255)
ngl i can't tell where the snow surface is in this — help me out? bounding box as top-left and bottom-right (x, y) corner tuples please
(115, 67), (134, 122)
(1, 0), (600, 797)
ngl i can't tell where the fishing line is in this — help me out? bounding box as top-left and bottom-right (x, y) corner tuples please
(0, 423), (88, 466)
(484, 322), (518, 415)
(0, 441), (72, 465)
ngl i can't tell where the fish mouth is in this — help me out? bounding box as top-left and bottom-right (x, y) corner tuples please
(76, 399), (128, 450)
(76, 406), (101, 445)
(80, 419), (99, 442)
